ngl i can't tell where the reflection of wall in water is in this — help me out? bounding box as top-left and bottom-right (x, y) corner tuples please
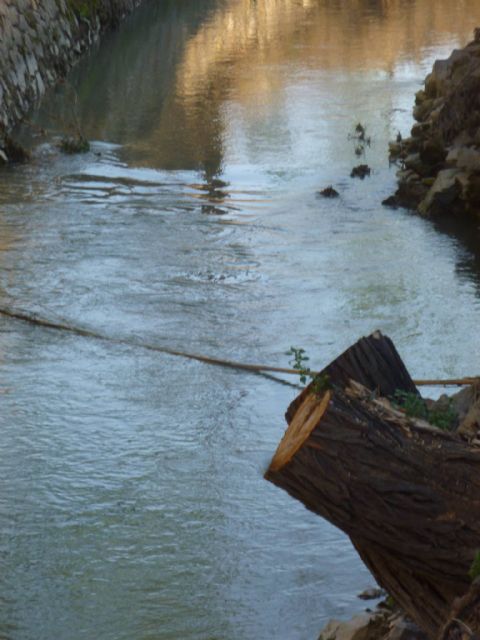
(146, 0), (480, 174)
(44, 0), (480, 174)
(36, 0), (222, 171)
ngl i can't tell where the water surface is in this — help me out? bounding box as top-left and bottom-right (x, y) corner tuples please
(2, 1), (480, 638)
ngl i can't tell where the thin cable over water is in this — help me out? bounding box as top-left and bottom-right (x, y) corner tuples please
(0, 306), (302, 388)
(0, 306), (477, 387)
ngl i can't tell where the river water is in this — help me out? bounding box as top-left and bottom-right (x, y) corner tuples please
(2, 1), (480, 639)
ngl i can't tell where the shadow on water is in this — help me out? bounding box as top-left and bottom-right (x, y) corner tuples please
(432, 214), (480, 290)
(32, 0), (226, 177)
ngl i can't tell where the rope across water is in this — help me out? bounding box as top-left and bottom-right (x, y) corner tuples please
(0, 306), (477, 387)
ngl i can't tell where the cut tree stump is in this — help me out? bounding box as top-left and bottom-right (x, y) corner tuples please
(440, 581), (480, 640)
(265, 331), (480, 640)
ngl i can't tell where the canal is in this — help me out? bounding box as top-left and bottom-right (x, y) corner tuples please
(1, 1), (480, 638)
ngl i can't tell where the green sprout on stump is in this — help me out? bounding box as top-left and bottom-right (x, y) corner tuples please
(311, 372), (332, 395)
(286, 347), (310, 385)
(286, 347), (332, 395)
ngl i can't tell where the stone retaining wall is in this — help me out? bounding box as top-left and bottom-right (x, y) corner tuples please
(0, 0), (144, 162)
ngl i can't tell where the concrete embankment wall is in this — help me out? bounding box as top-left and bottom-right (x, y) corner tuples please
(0, 0), (144, 161)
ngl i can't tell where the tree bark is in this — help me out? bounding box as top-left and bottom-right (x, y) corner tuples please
(265, 332), (480, 639)
(285, 330), (418, 423)
(440, 581), (480, 640)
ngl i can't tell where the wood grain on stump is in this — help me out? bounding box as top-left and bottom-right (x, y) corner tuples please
(265, 332), (480, 639)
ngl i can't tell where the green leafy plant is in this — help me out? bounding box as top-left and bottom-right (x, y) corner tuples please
(428, 402), (457, 431)
(286, 347), (310, 385)
(469, 550), (480, 580)
(286, 347), (332, 395)
(393, 390), (428, 420)
(311, 373), (332, 395)
(392, 390), (456, 431)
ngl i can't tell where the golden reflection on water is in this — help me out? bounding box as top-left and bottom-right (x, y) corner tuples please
(35, 0), (480, 175)
(131, 0), (480, 172)
(178, 0), (479, 84)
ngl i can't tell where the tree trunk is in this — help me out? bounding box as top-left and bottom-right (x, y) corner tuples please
(440, 582), (480, 640)
(265, 331), (480, 639)
(285, 330), (418, 423)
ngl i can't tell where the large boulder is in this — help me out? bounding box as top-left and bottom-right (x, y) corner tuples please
(417, 169), (462, 216)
